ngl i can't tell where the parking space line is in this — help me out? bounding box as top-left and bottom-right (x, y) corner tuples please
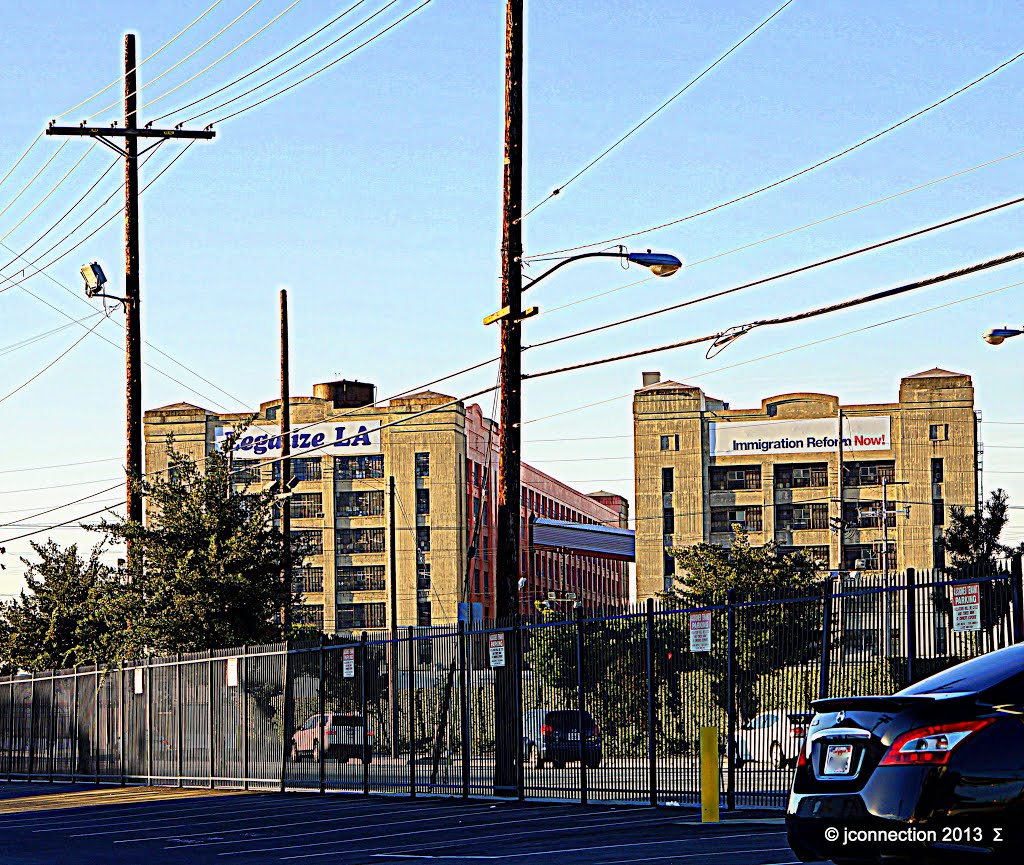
(269, 813), (690, 860)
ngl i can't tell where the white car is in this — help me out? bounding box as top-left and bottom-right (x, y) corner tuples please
(735, 708), (809, 769)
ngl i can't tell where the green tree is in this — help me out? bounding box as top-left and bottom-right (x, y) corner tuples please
(661, 526), (824, 720)
(0, 541), (126, 671)
(939, 488), (1022, 568)
(100, 434), (298, 655)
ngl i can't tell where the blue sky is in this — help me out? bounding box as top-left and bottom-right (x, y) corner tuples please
(1, 0), (1023, 594)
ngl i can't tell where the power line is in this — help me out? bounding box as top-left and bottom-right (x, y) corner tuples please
(527, 194), (1024, 355)
(519, 0), (797, 222)
(152, 0), (373, 124)
(527, 47), (1024, 259)
(0, 457), (122, 476)
(206, 0), (434, 126)
(524, 248), (1024, 382)
(0, 140), (69, 223)
(523, 276), (1024, 427)
(0, 313), (102, 357)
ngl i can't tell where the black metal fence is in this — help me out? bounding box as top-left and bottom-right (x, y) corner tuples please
(2, 563), (1022, 809)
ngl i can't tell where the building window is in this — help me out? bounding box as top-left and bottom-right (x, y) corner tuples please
(292, 566), (324, 593)
(417, 602), (432, 627)
(415, 452), (430, 477)
(289, 493), (323, 519)
(291, 529), (323, 556)
(266, 406), (278, 421)
(292, 604), (323, 628)
(774, 463), (828, 489)
(336, 565), (386, 591)
(273, 457), (321, 482)
(336, 489), (385, 517)
(712, 506), (764, 533)
(416, 526), (430, 552)
(416, 488), (430, 515)
(334, 455), (384, 479)
(709, 466), (761, 490)
(844, 461), (895, 487)
(335, 528), (385, 554)
(336, 603), (385, 630)
(659, 434), (680, 451)
(663, 551), (675, 577)
(662, 508), (675, 534)
(933, 542), (946, 571)
(417, 563), (431, 590)
(933, 499), (945, 526)
(929, 424), (949, 441)
(231, 459), (261, 485)
(931, 458), (944, 484)
(661, 467), (674, 493)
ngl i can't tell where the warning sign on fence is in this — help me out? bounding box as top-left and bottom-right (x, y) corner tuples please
(342, 647), (356, 678)
(226, 657), (239, 687)
(488, 633), (506, 668)
(952, 583), (981, 632)
(689, 612), (712, 653)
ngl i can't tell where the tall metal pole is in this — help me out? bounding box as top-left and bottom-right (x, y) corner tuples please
(835, 409), (845, 572)
(280, 289), (292, 629)
(124, 35), (143, 567)
(388, 475), (399, 759)
(494, 0), (524, 798)
(881, 476), (890, 583)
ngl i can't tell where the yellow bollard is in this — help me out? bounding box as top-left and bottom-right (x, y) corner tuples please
(700, 726), (720, 823)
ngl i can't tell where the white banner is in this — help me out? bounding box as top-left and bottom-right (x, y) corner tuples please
(709, 416), (891, 457)
(215, 420), (381, 459)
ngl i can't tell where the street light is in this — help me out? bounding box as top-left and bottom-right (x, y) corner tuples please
(983, 326), (1024, 345)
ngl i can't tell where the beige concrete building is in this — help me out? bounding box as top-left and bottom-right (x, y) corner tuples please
(145, 379), (628, 634)
(633, 369), (980, 601)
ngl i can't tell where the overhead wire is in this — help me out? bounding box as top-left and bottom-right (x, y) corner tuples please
(151, 0), (373, 124)
(519, 0), (797, 222)
(0, 313), (103, 358)
(205, 0), (435, 126)
(0, 140), (70, 223)
(527, 193), (1024, 354)
(527, 47), (1024, 259)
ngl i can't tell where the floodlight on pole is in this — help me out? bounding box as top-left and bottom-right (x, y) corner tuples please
(80, 262), (107, 296)
(983, 326), (1023, 345)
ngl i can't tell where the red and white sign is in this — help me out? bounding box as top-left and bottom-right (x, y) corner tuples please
(342, 647), (356, 678)
(689, 612), (712, 652)
(488, 633), (506, 668)
(952, 583), (981, 632)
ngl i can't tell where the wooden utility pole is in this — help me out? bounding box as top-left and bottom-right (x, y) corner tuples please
(280, 289), (292, 629)
(46, 35), (214, 572)
(494, 0), (524, 797)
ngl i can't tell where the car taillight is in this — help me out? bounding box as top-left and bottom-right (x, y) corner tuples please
(592, 725), (600, 737)
(796, 746), (807, 768)
(879, 718), (995, 766)
(790, 725), (806, 738)
(541, 724), (553, 737)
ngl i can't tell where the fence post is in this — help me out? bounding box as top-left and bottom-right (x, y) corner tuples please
(119, 663), (126, 787)
(725, 589), (736, 812)
(70, 667), (78, 784)
(208, 650), (215, 789)
(360, 632), (370, 797)
(176, 656), (184, 788)
(574, 605), (587, 806)
(49, 673), (58, 783)
(906, 569), (917, 685)
(458, 621), (470, 800)
(318, 635), (326, 795)
(819, 577), (835, 700)
(241, 646), (249, 791)
(1011, 554), (1024, 645)
(280, 642), (292, 794)
(407, 626), (416, 798)
(145, 658), (153, 787)
(514, 613), (525, 802)
(27, 671), (35, 781)
(645, 598), (657, 807)
(93, 667), (100, 785)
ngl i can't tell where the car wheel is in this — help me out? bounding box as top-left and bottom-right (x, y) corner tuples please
(289, 742), (300, 762)
(769, 742), (784, 769)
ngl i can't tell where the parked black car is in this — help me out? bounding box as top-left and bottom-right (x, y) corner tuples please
(787, 643), (1024, 864)
(523, 709), (602, 768)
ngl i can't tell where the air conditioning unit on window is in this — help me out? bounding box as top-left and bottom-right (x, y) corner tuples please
(854, 559), (869, 569)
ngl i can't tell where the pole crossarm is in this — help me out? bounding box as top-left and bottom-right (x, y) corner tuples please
(46, 125), (216, 139)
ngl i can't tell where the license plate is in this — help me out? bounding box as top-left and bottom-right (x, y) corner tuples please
(823, 744), (854, 775)
(568, 732), (580, 741)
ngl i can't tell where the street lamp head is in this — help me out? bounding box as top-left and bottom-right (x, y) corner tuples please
(627, 250), (683, 277)
(983, 327), (1023, 346)
(80, 262), (107, 297)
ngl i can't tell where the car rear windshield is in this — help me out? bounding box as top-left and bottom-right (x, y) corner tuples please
(545, 711), (594, 728)
(898, 644), (1024, 695)
(329, 715), (365, 727)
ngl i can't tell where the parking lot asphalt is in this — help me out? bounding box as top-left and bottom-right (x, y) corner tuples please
(0, 783), (825, 865)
